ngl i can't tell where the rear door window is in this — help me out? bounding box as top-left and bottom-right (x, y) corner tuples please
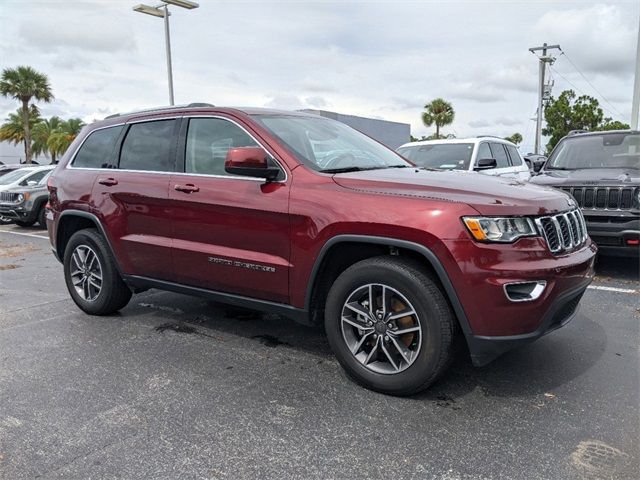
(489, 143), (510, 168)
(119, 120), (177, 172)
(505, 145), (523, 166)
(72, 125), (124, 168)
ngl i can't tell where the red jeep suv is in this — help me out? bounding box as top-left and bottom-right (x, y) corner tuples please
(46, 105), (596, 395)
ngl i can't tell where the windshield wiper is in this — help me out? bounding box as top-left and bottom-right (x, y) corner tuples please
(321, 165), (408, 174)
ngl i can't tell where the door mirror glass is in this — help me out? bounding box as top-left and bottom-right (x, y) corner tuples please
(474, 158), (497, 170)
(27, 180), (38, 186)
(225, 147), (280, 181)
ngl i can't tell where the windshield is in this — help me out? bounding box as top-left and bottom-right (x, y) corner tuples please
(397, 143), (473, 170)
(0, 168), (30, 185)
(546, 133), (640, 170)
(251, 115), (410, 172)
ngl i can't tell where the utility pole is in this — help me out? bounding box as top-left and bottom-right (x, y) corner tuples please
(631, 12), (640, 130)
(163, 4), (174, 106)
(529, 43), (561, 154)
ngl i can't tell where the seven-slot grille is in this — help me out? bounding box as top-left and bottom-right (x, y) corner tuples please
(535, 209), (588, 254)
(560, 186), (637, 210)
(0, 192), (20, 203)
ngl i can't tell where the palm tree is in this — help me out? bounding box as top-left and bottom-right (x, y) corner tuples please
(46, 118), (85, 162)
(33, 116), (63, 163)
(421, 98), (455, 138)
(0, 106), (42, 162)
(0, 66), (53, 164)
(504, 133), (523, 145)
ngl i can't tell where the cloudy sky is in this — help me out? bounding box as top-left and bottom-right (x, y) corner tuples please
(0, 0), (637, 161)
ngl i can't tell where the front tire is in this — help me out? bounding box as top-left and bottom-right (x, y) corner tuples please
(324, 256), (456, 396)
(63, 228), (132, 315)
(15, 220), (35, 227)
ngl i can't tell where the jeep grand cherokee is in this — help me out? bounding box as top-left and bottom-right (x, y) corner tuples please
(46, 105), (596, 395)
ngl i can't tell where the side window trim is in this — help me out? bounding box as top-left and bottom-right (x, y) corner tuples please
(474, 142), (492, 167)
(506, 145), (523, 167)
(177, 115), (288, 183)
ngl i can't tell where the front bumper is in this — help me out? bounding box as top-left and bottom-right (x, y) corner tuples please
(438, 237), (597, 365)
(582, 210), (640, 256)
(0, 204), (35, 222)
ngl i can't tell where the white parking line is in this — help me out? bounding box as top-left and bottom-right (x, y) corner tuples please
(587, 285), (638, 294)
(0, 229), (49, 240)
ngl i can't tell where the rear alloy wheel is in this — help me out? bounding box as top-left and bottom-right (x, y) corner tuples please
(325, 256), (456, 396)
(64, 229), (132, 315)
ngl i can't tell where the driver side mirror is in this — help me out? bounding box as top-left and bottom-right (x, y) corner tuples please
(474, 158), (497, 171)
(225, 147), (280, 181)
(533, 159), (546, 173)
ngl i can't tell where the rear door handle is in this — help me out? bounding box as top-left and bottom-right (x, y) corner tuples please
(174, 183), (199, 193)
(98, 177), (118, 186)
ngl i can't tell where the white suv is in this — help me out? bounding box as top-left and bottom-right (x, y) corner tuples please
(397, 137), (531, 181)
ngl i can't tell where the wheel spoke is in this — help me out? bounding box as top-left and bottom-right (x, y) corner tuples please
(345, 302), (372, 320)
(391, 325), (421, 336)
(352, 331), (374, 355)
(71, 251), (82, 270)
(389, 335), (412, 364)
(364, 336), (380, 365)
(388, 308), (416, 321)
(380, 341), (400, 371)
(367, 285), (374, 315)
(72, 275), (84, 287)
(88, 277), (101, 290)
(86, 252), (96, 271)
(342, 315), (372, 330)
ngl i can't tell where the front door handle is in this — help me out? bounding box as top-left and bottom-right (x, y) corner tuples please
(174, 183), (199, 193)
(98, 177), (118, 186)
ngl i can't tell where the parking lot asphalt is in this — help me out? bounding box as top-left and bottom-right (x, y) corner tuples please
(0, 224), (638, 480)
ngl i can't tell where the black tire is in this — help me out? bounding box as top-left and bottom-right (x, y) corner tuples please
(63, 228), (132, 315)
(37, 204), (47, 228)
(0, 216), (12, 225)
(324, 256), (456, 396)
(15, 220), (35, 227)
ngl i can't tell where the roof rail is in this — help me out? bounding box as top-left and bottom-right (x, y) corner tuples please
(104, 102), (215, 120)
(567, 129), (588, 136)
(476, 135), (504, 139)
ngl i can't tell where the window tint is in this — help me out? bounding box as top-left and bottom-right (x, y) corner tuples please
(185, 118), (259, 176)
(119, 120), (176, 172)
(476, 143), (492, 162)
(397, 143), (473, 170)
(506, 145), (523, 166)
(73, 126), (123, 168)
(20, 169), (48, 186)
(489, 143), (510, 168)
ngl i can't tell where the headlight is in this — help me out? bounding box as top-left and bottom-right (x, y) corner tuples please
(16, 194), (24, 203)
(463, 216), (537, 243)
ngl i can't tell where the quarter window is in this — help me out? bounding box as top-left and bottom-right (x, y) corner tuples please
(72, 126), (123, 168)
(506, 145), (523, 166)
(185, 118), (259, 176)
(489, 143), (510, 168)
(119, 120), (176, 172)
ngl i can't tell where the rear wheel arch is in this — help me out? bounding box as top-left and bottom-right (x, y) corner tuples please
(56, 211), (121, 273)
(305, 235), (472, 336)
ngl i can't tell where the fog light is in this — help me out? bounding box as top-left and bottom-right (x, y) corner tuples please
(626, 239), (639, 246)
(504, 281), (547, 302)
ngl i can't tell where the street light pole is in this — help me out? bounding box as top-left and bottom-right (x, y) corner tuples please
(529, 43), (561, 155)
(631, 11), (640, 130)
(133, 1), (199, 106)
(163, 4), (174, 106)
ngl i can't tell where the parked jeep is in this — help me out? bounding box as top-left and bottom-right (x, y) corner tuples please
(530, 130), (639, 256)
(0, 165), (54, 226)
(47, 105), (596, 395)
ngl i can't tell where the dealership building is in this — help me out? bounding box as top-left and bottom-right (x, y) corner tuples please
(299, 109), (411, 150)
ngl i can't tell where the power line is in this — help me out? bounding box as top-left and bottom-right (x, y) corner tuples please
(548, 65), (623, 119)
(557, 50), (625, 118)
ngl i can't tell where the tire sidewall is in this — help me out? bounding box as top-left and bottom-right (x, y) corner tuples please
(325, 260), (448, 394)
(63, 230), (118, 315)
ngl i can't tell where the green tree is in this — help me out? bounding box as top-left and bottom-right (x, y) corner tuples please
(0, 66), (53, 164)
(421, 98), (455, 138)
(0, 106), (42, 162)
(542, 89), (629, 153)
(504, 133), (522, 145)
(32, 116), (63, 163)
(46, 118), (85, 161)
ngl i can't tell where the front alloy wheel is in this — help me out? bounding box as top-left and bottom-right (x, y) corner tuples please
(341, 284), (422, 374)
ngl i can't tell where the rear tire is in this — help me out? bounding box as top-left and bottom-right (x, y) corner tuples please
(37, 205), (47, 228)
(15, 220), (35, 227)
(324, 256), (456, 396)
(63, 228), (132, 315)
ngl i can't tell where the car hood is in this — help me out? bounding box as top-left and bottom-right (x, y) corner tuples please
(332, 168), (575, 216)
(531, 168), (640, 186)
